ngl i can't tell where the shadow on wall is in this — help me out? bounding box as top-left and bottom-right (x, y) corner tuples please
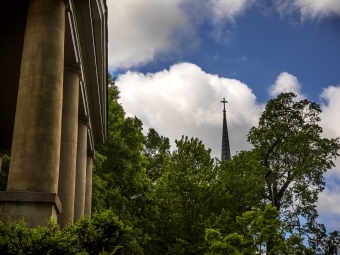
(0, 155), (10, 191)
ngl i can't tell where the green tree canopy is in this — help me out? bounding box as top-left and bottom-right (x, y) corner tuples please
(245, 92), (340, 253)
(92, 75), (152, 236)
(143, 128), (170, 183)
(147, 136), (220, 255)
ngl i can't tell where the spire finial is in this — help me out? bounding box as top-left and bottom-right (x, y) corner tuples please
(221, 98), (228, 112)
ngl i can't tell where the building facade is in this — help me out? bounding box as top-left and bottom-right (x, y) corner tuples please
(0, 0), (108, 228)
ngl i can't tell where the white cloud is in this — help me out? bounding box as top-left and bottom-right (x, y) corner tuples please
(116, 62), (263, 159)
(320, 85), (340, 139)
(318, 184), (340, 214)
(268, 72), (305, 99)
(107, 0), (254, 69)
(320, 85), (340, 178)
(315, 85), (340, 230)
(317, 177), (340, 224)
(275, 0), (340, 20)
(107, 0), (195, 69)
(210, 0), (254, 22)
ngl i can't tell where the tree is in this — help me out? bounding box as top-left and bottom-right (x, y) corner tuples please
(92, 75), (155, 253)
(147, 136), (221, 255)
(218, 150), (266, 219)
(246, 93), (340, 253)
(92, 75), (150, 224)
(143, 128), (170, 182)
(205, 205), (312, 255)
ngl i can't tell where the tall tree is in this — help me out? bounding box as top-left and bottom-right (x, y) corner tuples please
(143, 128), (170, 182)
(218, 150), (266, 217)
(246, 92), (340, 253)
(92, 75), (151, 226)
(205, 205), (312, 255)
(146, 136), (221, 255)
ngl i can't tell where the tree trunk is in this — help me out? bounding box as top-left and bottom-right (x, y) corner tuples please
(267, 240), (275, 254)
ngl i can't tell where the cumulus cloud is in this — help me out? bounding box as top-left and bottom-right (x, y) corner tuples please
(320, 85), (340, 139)
(318, 180), (340, 217)
(107, 0), (195, 69)
(319, 85), (340, 178)
(275, 0), (340, 20)
(268, 72), (305, 99)
(107, 0), (254, 69)
(116, 62), (263, 159)
(313, 85), (340, 229)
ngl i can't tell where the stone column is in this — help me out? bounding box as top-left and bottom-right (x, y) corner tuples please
(57, 67), (81, 228)
(73, 120), (88, 222)
(0, 0), (65, 227)
(84, 154), (94, 218)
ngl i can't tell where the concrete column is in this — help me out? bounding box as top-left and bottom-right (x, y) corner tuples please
(57, 67), (81, 228)
(0, 0), (65, 227)
(84, 154), (93, 218)
(73, 121), (88, 222)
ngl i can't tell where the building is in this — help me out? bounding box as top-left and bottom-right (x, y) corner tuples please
(221, 98), (231, 162)
(0, 0), (108, 228)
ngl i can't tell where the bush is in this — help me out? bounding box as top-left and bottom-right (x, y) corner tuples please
(0, 210), (143, 255)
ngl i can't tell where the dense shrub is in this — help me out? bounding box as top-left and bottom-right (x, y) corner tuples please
(0, 210), (142, 255)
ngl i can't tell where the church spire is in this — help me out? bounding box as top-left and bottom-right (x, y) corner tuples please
(221, 98), (231, 162)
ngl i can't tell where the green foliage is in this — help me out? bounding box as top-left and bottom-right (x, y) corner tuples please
(91, 74), (154, 253)
(206, 205), (312, 255)
(92, 151), (108, 213)
(0, 210), (141, 255)
(92, 75), (150, 226)
(147, 136), (220, 255)
(69, 210), (143, 255)
(243, 92), (340, 253)
(248, 93), (340, 211)
(218, 150), (267, 218)
(143, 128), (170, 182)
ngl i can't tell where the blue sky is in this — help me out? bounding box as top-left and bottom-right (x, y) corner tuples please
(134, 8), (340, 103)
(107, 0), (340, 234)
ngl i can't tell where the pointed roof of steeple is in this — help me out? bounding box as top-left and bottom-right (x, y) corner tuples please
(221, 98), (231, 162)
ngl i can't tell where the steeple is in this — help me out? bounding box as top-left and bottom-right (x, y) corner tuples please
(221, 98), (231, 162)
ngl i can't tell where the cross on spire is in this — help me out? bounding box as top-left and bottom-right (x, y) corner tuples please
(221, 98), (228, 112)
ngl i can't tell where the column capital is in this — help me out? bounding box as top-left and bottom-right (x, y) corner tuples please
(64, 65), (82, 80)
(79, 117), (90, 128)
